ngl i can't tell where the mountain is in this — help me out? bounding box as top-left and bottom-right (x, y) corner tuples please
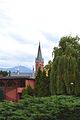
(0, 66), (32, 73)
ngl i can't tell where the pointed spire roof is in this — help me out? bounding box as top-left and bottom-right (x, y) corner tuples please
(36, 42), (43, 60)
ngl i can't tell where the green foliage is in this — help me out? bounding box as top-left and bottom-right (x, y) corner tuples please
(22, 86), (35, 98)
(0, 96), (80, 119)
(0, 71), (8, 77)
(44, 60), (52, 71)
(44, 60), (52, 96)
(35, 68), (43, 96)
(35, 68), (50, 96)
(50, 35), (80, 95)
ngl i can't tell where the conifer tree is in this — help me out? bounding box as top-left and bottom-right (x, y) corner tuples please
(35, 68), (50, 96)
(35, 68), (43, 96)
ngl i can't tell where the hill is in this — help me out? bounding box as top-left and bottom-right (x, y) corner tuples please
(0, 65), (32, 73)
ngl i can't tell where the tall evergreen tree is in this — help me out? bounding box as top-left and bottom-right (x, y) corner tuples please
(35, 68), (44, 96)
(35, 68), (50, 97)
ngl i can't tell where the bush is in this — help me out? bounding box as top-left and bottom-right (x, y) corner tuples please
(0, 96), (80, 120)
(22, 86), (35, 99)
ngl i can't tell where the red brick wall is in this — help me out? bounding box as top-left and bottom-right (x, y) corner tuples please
(1, 79), (35, 101)
(5, 87), (17, 101)
(36, 61), (44, 72)
(25, 80), (35, 89)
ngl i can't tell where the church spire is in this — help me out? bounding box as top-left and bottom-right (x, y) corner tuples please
(36, 42), (43, 60)
(35, 42), (44, 72)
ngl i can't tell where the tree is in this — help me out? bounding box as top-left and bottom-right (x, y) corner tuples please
(35, 68), (43, 96)
(35, 68), (50, 96)
(50, 35), (80, 95)
(0, 71), (8, 77)
(44, 60), (52, 95)
(42, 70), (51, 96)
(22, 86), (35, 98)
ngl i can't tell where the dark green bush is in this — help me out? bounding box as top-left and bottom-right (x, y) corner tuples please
(0, 96), (80, 120)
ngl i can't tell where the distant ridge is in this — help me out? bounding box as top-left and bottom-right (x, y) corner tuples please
(0, 65), (32, 73)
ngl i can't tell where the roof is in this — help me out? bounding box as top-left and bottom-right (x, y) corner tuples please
(0, 76), (35, 80)
(36, 42), (43, 61)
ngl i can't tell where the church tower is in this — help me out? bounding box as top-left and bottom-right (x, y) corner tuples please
(35, 42), (44, 72)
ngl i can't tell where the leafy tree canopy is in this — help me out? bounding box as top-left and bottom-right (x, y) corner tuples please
(50, 35), (80, 95)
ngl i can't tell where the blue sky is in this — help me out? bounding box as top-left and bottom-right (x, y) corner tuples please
(0, 0), (80, 69)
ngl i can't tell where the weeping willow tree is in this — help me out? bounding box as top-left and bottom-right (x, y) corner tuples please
(50, 36), (80, 95)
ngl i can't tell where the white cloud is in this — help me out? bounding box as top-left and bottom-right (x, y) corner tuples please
(0, 0), (80, 68)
